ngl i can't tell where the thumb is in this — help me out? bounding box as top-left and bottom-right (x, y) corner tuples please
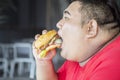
(46, 49), (56, 59)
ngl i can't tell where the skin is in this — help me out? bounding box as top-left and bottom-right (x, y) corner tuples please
(33, 1), (120, 80)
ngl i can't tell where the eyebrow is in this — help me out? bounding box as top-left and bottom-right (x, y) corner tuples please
(63, 10), (71, 16)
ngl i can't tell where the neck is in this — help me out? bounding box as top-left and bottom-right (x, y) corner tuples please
(79, 58), (91, 67)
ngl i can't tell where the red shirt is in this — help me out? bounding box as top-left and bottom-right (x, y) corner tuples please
(57, 35), (120, 80)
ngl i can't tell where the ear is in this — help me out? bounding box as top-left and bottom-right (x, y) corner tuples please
(86, 19), (98, 38)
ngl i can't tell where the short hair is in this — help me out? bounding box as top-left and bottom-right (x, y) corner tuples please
(67, 0), (120, 29)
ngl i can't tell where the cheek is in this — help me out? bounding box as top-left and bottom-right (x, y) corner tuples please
(62, 24), (80, 38)
(61, 24), (84, 60)
(62, 24), (83, 44)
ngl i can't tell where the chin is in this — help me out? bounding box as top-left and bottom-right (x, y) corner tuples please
(60, 51), (66, 58)
(66, 57), (79, 62)
(60, 50), (68, 59)
(60, 50), (75, 61)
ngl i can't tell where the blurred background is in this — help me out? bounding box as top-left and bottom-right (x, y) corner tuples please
(0, 0), (120, 80)
(0, 0), (68, 80)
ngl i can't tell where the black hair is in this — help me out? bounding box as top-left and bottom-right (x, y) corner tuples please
(107, 0), (120, 25)
(67, 0), (120, 29)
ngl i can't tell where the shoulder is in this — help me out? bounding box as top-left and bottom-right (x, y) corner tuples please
(83, 36), (120, 80)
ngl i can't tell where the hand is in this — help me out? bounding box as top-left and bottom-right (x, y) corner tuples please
(32, 30), (56, 61)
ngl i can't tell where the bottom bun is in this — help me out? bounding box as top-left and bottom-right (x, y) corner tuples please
(39, 44), (60, 58)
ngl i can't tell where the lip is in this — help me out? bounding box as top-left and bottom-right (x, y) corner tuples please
(57, 30), (62, 38)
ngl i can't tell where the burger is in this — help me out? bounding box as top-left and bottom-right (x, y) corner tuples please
(34, 30), (62, 58)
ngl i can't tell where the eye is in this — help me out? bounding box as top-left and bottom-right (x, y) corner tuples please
(64, 16), (69, 21)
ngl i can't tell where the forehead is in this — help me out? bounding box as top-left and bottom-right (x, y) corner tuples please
(65, 1), (81, 15)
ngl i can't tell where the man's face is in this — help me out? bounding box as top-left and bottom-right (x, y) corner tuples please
(57, 1), (88, 62)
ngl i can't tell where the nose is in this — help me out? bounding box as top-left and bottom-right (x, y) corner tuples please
(56, 19), (64, 29)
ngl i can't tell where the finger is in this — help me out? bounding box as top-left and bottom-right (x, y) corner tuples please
(32, 42), (41, 54)
(32, 41), (35, 48)
(33, 47), (42, 60)
(32, 41), (40, 57)
(44, 49), (56, 60)
(32, 48), (37, 56)
(42, 30), (47, 34)
(32, 41), (37, 50)
(35, 34), (40, 40)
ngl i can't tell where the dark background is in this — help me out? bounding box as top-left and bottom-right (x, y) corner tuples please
(0, 0), (46, 43)
(0, 0), (68, 43)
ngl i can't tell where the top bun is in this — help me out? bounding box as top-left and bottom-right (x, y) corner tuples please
(34, 30), (57, 50)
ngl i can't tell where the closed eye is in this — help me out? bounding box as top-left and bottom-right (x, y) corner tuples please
(64, 16), (69, 21)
